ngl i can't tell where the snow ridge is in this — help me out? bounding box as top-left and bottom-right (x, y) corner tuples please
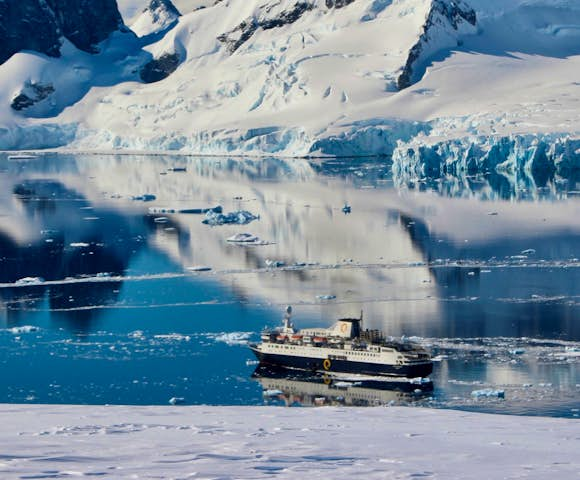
(131, 0), (181, 38)
(397, 0), (477, 89)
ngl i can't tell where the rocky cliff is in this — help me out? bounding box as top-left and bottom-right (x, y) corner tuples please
(0, 0), (125, 64)
(397, 0), (477, 89)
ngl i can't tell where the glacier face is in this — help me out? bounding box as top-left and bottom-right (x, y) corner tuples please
(0, 0), (578, 176)
(392, 134), (580, 180)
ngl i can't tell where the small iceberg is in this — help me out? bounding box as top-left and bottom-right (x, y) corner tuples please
(263, 389), (283, 397)
(226, 233), (272, 245)
(7, 325), (40, 334)
(471, 389), (505, 399)
(213, 332), (251, 346)
(227, 233), (258, 243)
(15, 277), (45, 285)
(265, 259), (285, 268)
(203, 209), (259, 226)
(132, 194), (156, 202)
(316, 294), (337, 300)
(186, 266), (212, 272)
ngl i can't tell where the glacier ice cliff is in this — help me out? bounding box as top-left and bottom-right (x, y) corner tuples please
(392, 134), (580, 179)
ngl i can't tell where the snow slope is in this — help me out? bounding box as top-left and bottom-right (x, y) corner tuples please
(0, 0), (579, 173)
(1, 404), (579, 479)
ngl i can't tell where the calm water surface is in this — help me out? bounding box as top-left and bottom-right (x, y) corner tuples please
(0, 153), (579, 417)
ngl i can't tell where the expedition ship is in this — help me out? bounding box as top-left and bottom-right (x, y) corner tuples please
(249, 307), (433, 378)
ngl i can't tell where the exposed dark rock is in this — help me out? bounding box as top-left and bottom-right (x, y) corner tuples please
(0, 0), (125, 64)
(140, 53), (180, 83)
(261, 3), (314, 30)
(218, 2), (314, 54)
(0, 1), (61, 64)
(11, 82), (55, 111)
(45, 0), (124, 53)
(397, 0), (476, 90)
(325, 0), (356, 8)
(145, 0), (181, 18)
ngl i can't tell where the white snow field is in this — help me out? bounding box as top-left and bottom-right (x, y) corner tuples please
(1, 0), (579, 171)
(1, 404), (579, 479)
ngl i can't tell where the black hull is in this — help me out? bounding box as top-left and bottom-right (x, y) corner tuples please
(250, 346), (433, 378)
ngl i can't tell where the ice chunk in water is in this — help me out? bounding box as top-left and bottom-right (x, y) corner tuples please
(316, 294), (337, 300)
(226, 233), (272, 245)
(203, 210), (259, 226)
(471, 389), (505, 399)
(7, 325), (40, 334)
(15, 277), (44, 285)
(263, 389), (283, 397)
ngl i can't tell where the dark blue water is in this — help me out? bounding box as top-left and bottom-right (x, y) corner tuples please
(0, 153), (579, 416)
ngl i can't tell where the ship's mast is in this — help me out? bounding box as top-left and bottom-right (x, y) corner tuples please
(282, 305), (294, 333)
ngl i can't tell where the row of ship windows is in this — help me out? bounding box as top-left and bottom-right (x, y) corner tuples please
(350, 351), (379, 357)
(274, 345), (380, 357)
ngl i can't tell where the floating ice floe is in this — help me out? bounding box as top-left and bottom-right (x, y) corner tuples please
(226, 233), (272, 245)
(168, 397), (185, 405)
(186, 266), (212, 272)
(263, 389), (283, 397)
(213, 332), (252, 346)
(149, 206), (222, 215)
(154, 334), (191, 342)
(7, 154), (38, 160)
(132, 194), (156, 202)
(471, 389), (505, 399)
(265, 259), (285, 268)
(70, 242), (90, 248)
(15, 277), (44, 285)
(316, 294), (337, 300)
(7, 325), (40, 334)
(203, 210), (259, 226)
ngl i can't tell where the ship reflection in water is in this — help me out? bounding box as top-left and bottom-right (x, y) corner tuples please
(252, 366), (433, 407)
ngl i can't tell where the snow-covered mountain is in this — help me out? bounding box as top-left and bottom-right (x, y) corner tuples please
(0, 0), (579, 175)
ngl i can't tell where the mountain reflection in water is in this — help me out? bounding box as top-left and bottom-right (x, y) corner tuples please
(0, 153), (578, 414)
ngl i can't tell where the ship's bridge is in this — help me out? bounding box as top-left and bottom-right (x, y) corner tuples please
(299, 318), (361, 339)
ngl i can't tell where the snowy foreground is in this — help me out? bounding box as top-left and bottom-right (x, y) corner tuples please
(1, 405), (579, 479)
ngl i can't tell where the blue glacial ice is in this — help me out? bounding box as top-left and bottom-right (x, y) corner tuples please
(392, 134), (580, 179)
